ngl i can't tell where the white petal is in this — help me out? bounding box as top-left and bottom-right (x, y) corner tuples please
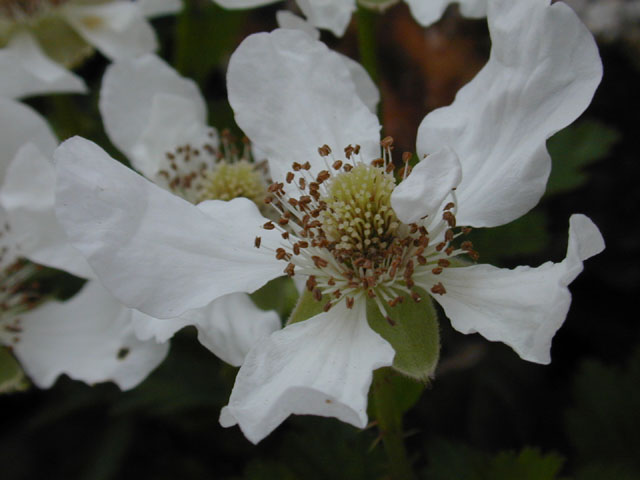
(0, 31), (86, 99)
(274, 13), (379, 113)
(276, 10), (321, 40)
(405, 0), (487, 26)
(219, 299), (394, 444)
(54, 137), (283, 318)
(391, 146), (461, 224)
(131, 293), (280, 366)
(417, 0), (601, 227)
(130, 93), (211, 178)
(0, 98), (57, 183)
(297, 0), (356, 37)
(62, 2), (157, 60)
(0, 143), (94, 278)
(227, 29), (380, 185)
(138, 0), (183, 17)
(14, 281), (169, 390)
(100, 54), (206, 161)
(433, 214), (604, 364)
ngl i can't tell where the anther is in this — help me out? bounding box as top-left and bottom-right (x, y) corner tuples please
(263, 221), (275, 230)
(284, 263), (295, 276)
(254, 236), (261, 248)
(431, 283), (447, 295)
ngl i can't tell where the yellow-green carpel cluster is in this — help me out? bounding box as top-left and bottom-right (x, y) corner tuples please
(198, 159), (266, 204)
(321, 163), (399, 257)
(255, 139), (479, 319)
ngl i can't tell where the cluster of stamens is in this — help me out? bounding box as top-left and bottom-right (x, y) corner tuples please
(155, 129), (266, 205)
(0, 0), (68, 20)
(0, 223), (42, 346)
(254, 137), (479, 324)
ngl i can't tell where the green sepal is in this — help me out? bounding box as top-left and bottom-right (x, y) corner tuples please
(33, 17), (93, 68)
(0, 347), (29, 394)
(250, 276), (299, 320)
(366, 289), (440, 382)
(357, 0), (401, 12)
(286, 289), (326, 326)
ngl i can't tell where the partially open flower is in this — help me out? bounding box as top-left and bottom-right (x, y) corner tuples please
(0, 0), (181, 98)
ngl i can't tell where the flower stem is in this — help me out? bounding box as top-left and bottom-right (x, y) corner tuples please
(357, 5), (380, 86)
(372, 368), (417, 480)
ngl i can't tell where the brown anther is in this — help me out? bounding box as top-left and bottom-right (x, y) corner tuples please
(411, 291), (422, 303)
(381, 136), (394, 148)
(388, 296), (404, 308)
(281, 231), (290, 240)
(367, 289), (377, 298)
(469, 251), (480, 261)
(402, 152), (413, 163)
(443, 211), (456, 227)
(316, 170), (331, 183)
(323, 301), (332, 312)
(431, 267), (443, 275)
(298, 241), (309, 248)
(462, 227), (472, 235)
(438, 259), (451, 267)
(299, 177), (306, 190)
(292, 162), (302, 171)
(417, 255), (427, 265)
(371, 158), (384, 167)
(306, 276), (317, 291)
(313, 288), (323, 302)
(264, 196), (274, 205)
(276, 248), (289, 260)
(263, 221), (275, 230)
(444, 202), (455, 211)
(436, 242), (446, 251)
(286, 172), (295, 183)
(385, 162), (395, 174)
(288, 198), (299, 208)
(354, 145), (360, 154)
(333, 290), (342, 299)
(344, 145), (354, 158)
(328, 277), (336, 286)
(461, 241), (473, 251)
(332, 160), (343, 170)
(445, 229), (455, 242)
(419, 226), (428, 236)
(284, 263), (295, 276)
(312, 256), (329, 268)
(293, 244), (301, 255)
(302, 162), (311, 170)
(318, 144), (331, 157)
(254, 236), (261, 248)
(343, 164), (353, 172)
(278, 217), (289, 226)
(385, 316), (397, 327)
(346, 297), (355, 309)
(431, 283), (447, 295)
(309, 182), (319, 191)
(445, 246), (455, 256)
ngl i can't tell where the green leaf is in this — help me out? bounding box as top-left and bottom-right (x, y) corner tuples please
(565, 347), (640, 472)
(366, 290), (440, 381)
(468, 210), (549, 261)
(424, 440), (567, 480)
(547, 120), (619, 196)
(0, 347), (29, 394)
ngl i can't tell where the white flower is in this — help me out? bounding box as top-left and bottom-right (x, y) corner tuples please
(213, 0), (485, 36)
(54, 0), (604, 442)
(0, 0), (182, 98)
(0, 97), (278, 389)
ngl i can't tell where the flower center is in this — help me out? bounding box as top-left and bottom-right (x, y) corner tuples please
(156, 129), (266, 206)
(255, 138), (479, 321)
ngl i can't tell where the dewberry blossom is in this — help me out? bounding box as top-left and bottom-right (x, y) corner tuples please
(213, 0), (485, 36)
(0, 0), (181, 98)
(54, 0), (603, 443)
(0, 97), (278, 389)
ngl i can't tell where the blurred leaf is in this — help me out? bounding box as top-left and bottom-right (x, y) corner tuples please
(424, 439), (567, 480)
(467, 210), (549, 261)
(81, 417), (133, 480)
(547, 120), (619, 196)
(174, 2), (247, 84)
(239, 460), (298, 480)
(565, 347), (640, 473)
(575, 463), (640, 480)
(0, 347), (29, 394)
